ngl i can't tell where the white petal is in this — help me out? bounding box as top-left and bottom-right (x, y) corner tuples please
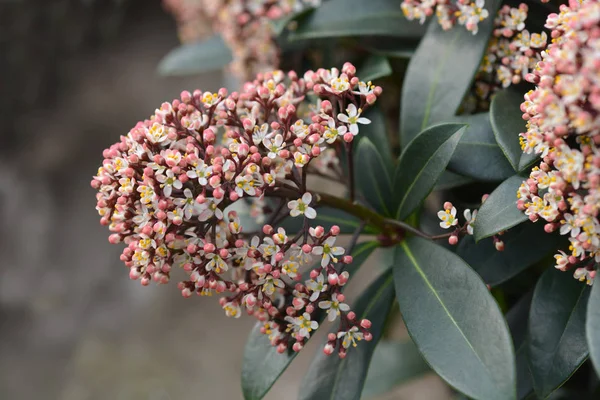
(357, 117), (371, 125)
(302, 192), (312, 204)
(304, 207), (317, 219)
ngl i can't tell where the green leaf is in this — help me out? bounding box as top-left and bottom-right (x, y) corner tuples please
(359, 37), (419, 59)
(361, 340), (430, 398)
(241, 242), (379, 400)
(357, 55), (393, 83)
(393, 123), (466, 220)
(457, 222), (565, 286)
(506, 293), (535, 400)
(157, 35), (233, 76)
(280, 206), (374, 234)
(359, 106), (393, 170)
(519, 152), (539, 172)
(528, 268), (590, 398)
(490, 88), (528, 171)
(270, 7), (316, 37)
(355, 138), (394, 216)
(394, 237), (516, 400)
(298, 271), (395, 400)
(290, 0), (426, 40)
(586, 276), (600, 378)
(434, 171), (475, 191)
(473, 175), (528, 242)
(449, 113), (517, 181)
(399, 0), (502, 145)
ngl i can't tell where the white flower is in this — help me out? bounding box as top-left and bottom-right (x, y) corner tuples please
(223, 301), (242, 318)
(235, 174), (257, 197)
(337, 104), (371, 135)
(259, 274), (285, 295)
(322, 118), (347, 144)
(173, 188), (196, 219)
(198, 197), (223, 221)
(285, 312), (319, 338)
(319, 293), (350, 321)
(186, 160), (212, 186)
(156, 169), (182, 197)
(560, 213), (580, 237)
(438, 207), (458, 229)
(263, 134), (285, 159)
(252, 123), (271, 145)
(288, 192), (317, 219)
(306, 274), (328, 301)
(337, 326), (364, 349)
(464, 209), (477, 235)
(312, 236), (345, 267)
(206, 253), (228, 273)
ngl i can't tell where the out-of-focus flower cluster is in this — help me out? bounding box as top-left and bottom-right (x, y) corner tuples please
(517, 0), (600, 285)
(401, 0), (490, 35)
(91, 62), (382, 357)
(163, 0), (321, 79)
(464, 3), (548, 111)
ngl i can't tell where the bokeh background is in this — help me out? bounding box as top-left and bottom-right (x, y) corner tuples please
(0, 1), (451, 398)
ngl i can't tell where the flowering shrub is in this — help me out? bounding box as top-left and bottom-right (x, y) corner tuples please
(93, 0), (600, 399)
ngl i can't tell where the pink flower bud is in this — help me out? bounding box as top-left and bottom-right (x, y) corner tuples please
(343, 132), (354, 143)
(360, 319), (372, 329)
(449, 235), (459, 245)
(330, 225), (340, 235)
(263, 225), (274, 235)
(328, 273), (339, 285)
(323, 344), (334, 355)
(347, 311), (356, 321)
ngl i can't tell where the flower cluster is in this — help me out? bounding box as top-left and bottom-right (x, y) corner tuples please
(91, 62), (382, 356)
(517, 0), (600, 285)
(401, 0), (490, 35)
(163, 0), (321, 79)
(437, 199), (506, 249)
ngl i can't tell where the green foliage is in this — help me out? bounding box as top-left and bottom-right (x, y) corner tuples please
(357, 55), (393, 83)
(399, 0), (502, 145)
(157, 35), (232, 76)
(290, 0), (426, 40)
(587, 277), (600, 378)
(355, 138), (395, 216)
(393, 238), (516, 400)
(393, 123), (466, 220)
(528, 268), (590, 398)
(490, 87), (529, 171)
(361, 340), (430, 398)
(298, 271), (395, 400)
(473, 175), (529, 241)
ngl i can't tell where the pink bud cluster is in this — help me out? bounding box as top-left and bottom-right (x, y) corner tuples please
(91, 62), (381, 356)
(401, 0), (489, 35)
(517, 0), (600, 285)
(163, 0), (321, 79)
(465, 3), (548, 111)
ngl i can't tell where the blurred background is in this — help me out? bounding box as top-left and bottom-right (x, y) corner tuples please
(0, 1), (451, 398)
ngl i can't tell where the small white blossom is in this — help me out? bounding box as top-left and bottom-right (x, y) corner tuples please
(337, 104), (371, 135)
(288, 192), (317, 219)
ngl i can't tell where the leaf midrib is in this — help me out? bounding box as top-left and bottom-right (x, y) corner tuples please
(401, 241), (500, 394)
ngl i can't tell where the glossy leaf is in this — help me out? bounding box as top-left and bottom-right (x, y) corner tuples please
(290, 0), (426, 40)
(458, 222), (565, 286)
(586, 275), (600, 378)
(280, 206), (372, 234)
(298, 271), (395, 400)
(394, 237), (516, 400)
(506, 292), (535, 400)
(473, 175), (528, 242)
(434, 171), (474, 191)
(361, 340), (430, 398)
(157, 35), (232, 76)
(358, 55), (393, 82)
(399, 0), (501, 145)
(528, 268), (590, 398)
(355, 138), (394, 216)
(270, 7), (315, 36)
(393, 123), (466, 220)
(359, 37), (419, 59)
(449, 113), (516, 181)
(490, 87), (528, 171)
(241, 242), (379, 400)
(359, 106), (393, 170)
(519, 152), (539, 172)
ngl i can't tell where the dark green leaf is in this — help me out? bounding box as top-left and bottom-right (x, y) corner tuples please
(434, 171), (475, 191)
(290, 0), (426, 40)
(157, 35), (232, 76)
(490, 87), (528, 171)
(281, 206), (377, 234)
(394, 237), (516, 400)
(241, 242), (379, 400)
(298, 271), (395, 400)
(586, 275), (600, 378)
(458, 222), (565, 286)
(473, 175), (528, 242)
(506, 292), (535, 400)
(519, 152), (539, 172)
(528, 268), (590, 398)
(359, 37), (419, 59)
(271, 7), (316, 37)
(361, 340), (430, 398)
(355, 138), (394, 216)
(357, 55), (393, 83)
(399, 0), (502, 145)
(449, 113), (516, 181)
(359, 106), (393, 170)
(393, 123), (466, 220)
